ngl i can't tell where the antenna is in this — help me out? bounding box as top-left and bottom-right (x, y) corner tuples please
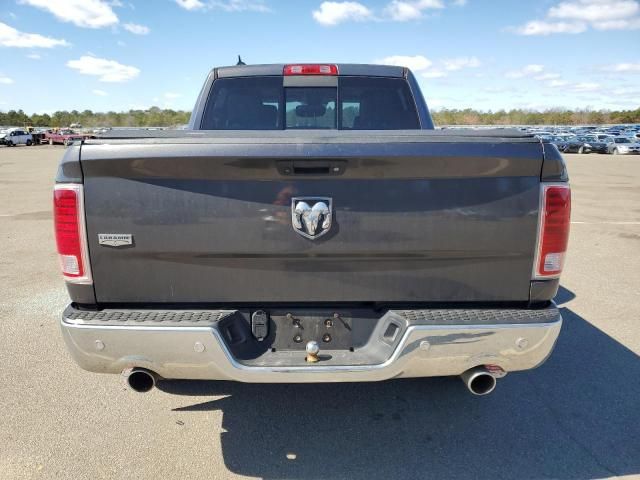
(236, 55), (246, 66)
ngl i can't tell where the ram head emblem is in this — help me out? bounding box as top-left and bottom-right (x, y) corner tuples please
(291, 197), (333, 239)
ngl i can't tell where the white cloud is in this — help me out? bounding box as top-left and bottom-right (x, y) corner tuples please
(540, 79), (602, 91)
(313, 1), (373, 25)
(19, 0), (119, 29)
(377, 54), (432, 71)
(512, 20), (586, 35)
(164, 92), (182, 99)
(378, 54), (482, 79)
(0, 74), (14, 84)
(209, 0), (270, 12)
(384, 0), (443, 22)
(66, 55), (140, 82)
(547, 79), (569, 87)
(384, 1), (423, 21)
(27, 53), (41, 59)
(505, 64), (545, 78)
(0, 22), (69, 48)
(175, 0), (205, 9)
(593, 17), (640, 30)
(505, 65), (570, 87)
(123, 22), (149, 34)
(609, 62), (640, 73)
(451, 0), (466, 5)
(92, 89), (108, 96)
(510, 0), (640, 35)
(443, 56), (480, 71)
(548, 0), (638, 22)
(175, 0), (270, 12)
(314, 0), (452, 25)
(534, 72), (561, 81)
(572, 82), (601, 92)
(611, 86), (640, 95)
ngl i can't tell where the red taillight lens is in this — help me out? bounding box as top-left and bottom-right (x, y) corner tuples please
(283, 64), (338, 76)
(54, 184), (92, 284)
(535, 184), (571, 278)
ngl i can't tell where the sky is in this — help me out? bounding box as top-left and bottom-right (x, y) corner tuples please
(0, 0), (639, 114)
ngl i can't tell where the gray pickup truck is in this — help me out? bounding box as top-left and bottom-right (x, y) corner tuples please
(55, 64), (570, 396)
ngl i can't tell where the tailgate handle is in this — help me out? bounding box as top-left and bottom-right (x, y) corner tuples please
(294, 163), (330, 175)
(277, 160), (346, 176)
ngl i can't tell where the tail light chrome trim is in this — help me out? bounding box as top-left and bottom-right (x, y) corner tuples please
(533, 183), (571, 280)
(54, 183), (93, 285)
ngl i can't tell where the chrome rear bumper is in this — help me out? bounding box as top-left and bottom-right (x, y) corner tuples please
(61, 305), (562, 383)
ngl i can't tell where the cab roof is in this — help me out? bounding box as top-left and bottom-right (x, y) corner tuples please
(214, 63), (406, 78)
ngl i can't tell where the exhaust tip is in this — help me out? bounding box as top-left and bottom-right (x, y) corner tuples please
(461, 367), (498, 396)
(124, 368), (156, 393)
(468, 373), (497, 396)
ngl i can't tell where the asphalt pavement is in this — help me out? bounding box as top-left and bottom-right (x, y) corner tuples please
(1, 146), (639, 479)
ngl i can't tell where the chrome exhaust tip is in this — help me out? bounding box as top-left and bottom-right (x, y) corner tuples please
(123, 368), (157, 393)
(460, 367), (498, 396)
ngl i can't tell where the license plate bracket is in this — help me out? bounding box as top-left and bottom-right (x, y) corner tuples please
(270, 311), (353, 351)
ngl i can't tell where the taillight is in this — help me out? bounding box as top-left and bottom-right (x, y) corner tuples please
(54, 184), (92, 284)
(534, 184), (571, 279)
(283, 64), (338, 76)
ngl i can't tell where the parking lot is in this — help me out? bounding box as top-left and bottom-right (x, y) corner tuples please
(1, 146), (639, 480)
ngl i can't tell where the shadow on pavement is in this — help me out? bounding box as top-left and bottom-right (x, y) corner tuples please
(158, 287), (639, 479)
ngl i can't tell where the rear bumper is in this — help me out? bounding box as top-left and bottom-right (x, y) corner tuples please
(61, 304), (562, 383)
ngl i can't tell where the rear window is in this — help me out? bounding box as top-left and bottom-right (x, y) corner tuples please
(201, 76), (283, 130)
(200, 76), (420, 130)
(338, 77), (419, 129)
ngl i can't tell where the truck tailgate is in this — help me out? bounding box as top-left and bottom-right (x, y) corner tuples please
(80, 132), (543, 304)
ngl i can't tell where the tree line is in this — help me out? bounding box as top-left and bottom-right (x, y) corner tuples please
(0, 107), (190, 128)
(1, 106), (639, 128)
(433, 107), (640, 126)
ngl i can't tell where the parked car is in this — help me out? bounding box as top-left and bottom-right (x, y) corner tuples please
(45, 129), (92, 146)
(26, 126), (48, 145)
(532, 131), (554, 138)
(584, 136), (610, 154)
(55, 63), (570, 397)
(620, 131), (640, 141)
(557, 136), (594, 154)
(590, 133), (616, 142)
(607, 137), (640, 155)
(1, 128), (34, 146)
(546, 135), (569, 150)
